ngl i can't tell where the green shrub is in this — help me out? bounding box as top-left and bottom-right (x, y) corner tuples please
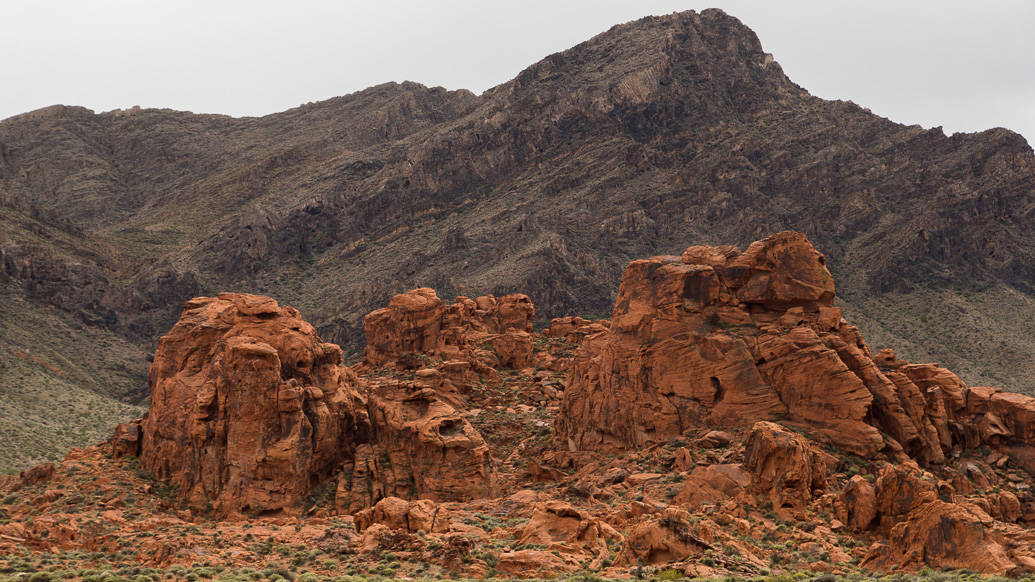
(657, 569), (684, 581)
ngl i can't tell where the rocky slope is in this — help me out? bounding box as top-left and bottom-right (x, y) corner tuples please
(1, 11), (1034, 463)
(2, 232), (1035, 579)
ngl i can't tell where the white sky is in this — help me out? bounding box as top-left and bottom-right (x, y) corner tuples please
(2, 1), (1033, 144)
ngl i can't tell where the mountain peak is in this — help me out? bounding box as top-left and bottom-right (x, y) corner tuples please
(493, 7), (797, 123)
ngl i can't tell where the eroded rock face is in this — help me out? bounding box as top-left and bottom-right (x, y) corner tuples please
(140, 293), (371, 515)
(861, 498), (1027, 574)
(363, 288), (446, 365)
(514, 500), (622, 570)
(557, 232), (1035, 469)
(614, 507), (708, 566)
(495, 550), (581, 576)
(841, 475), (877, 531)
(744, 421), (835, 513)
(137, 292), (496, 515)
(336, 382), (497, 512)
(673, 464), (751, 508)
(557, 232), (883, 456)
(364, 288), (534, 369)
(544, 316), (609, 344)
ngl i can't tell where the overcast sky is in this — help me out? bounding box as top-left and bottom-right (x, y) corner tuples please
(2, 1), (1033, 144)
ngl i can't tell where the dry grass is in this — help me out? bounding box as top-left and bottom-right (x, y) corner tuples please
(842, 282), (1035, 395)
(0, 283), (146, 472)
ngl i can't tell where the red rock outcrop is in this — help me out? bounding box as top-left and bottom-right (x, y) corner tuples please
(336, 382), (497, 512)
(363, 288), (446, 365)
(841, 475), (877, 531)
(109, 421), (141, 458)
(495, 550), (581, 576)
(136, 292), (495, 515)
(69, 232), (1035, 576)
(862, 500), (1016, 573)
(836, 463), (1035, 574)
(139, 293), (372, 515)
(672, 464), (751, 508)
(353, 497), (454, 533)
(557, 232), (883, 456)
(860, 494), (1035, 574)
(557, 232), (1035, 471)
(544, 316), (609, 344)
(614, 507), (710, 566)
(514, 500), (622, 569)
(743, 422), (835, 513)
(363, 288), (533, 369)
(869, 465), (940, 531)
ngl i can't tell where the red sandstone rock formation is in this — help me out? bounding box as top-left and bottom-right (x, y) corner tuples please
(336, 381), (497, 513)
(547, 231), (1035, 574)
(544, 316), (609, 344)
(363, 288), (533, 369)
(557, 232), (883, 456)
(353, 497), (455, 533)
(139, 293), (372, 515)
(743, 421), (835, 514)
(135, 292), (495, 515)
(856, 464), (1035, 573)
(557, 231), (1035, 470)
(613, 507), (710, 566)
(515, 500), (622, 570)
(841, 475), (877, 531)
(71, 231), (1035, 576)
(494, 550), (581, 576)
(672, 463), (751, 508)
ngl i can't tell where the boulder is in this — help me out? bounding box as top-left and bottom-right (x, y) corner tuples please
(696, 430), (733, 448)
(614, 507), (709, 566)
(841, 475), (877, 531)
(495, 550), (581, 576)
(545, 316), (609, 343)
(862, 500), (1015, 574)
(517, 500), (621, 546)
(477, 293), (535, 333)
(109, 421), (141, 458)
(998, 491), (1022, 523)
(672, 464), (751, 508)
(743, 421), (835, 512)
(19, 462), (55, 487)
(488, 331), (534, 369)
(871, 464), (939, 530)
(353, 497), (453, 533)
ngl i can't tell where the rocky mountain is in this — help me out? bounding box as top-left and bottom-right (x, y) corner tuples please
(2, 8), (1035, 469)
(3, 232), (1035, 579)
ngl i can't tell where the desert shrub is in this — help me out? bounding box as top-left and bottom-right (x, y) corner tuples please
(656, 569), (684, 581)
